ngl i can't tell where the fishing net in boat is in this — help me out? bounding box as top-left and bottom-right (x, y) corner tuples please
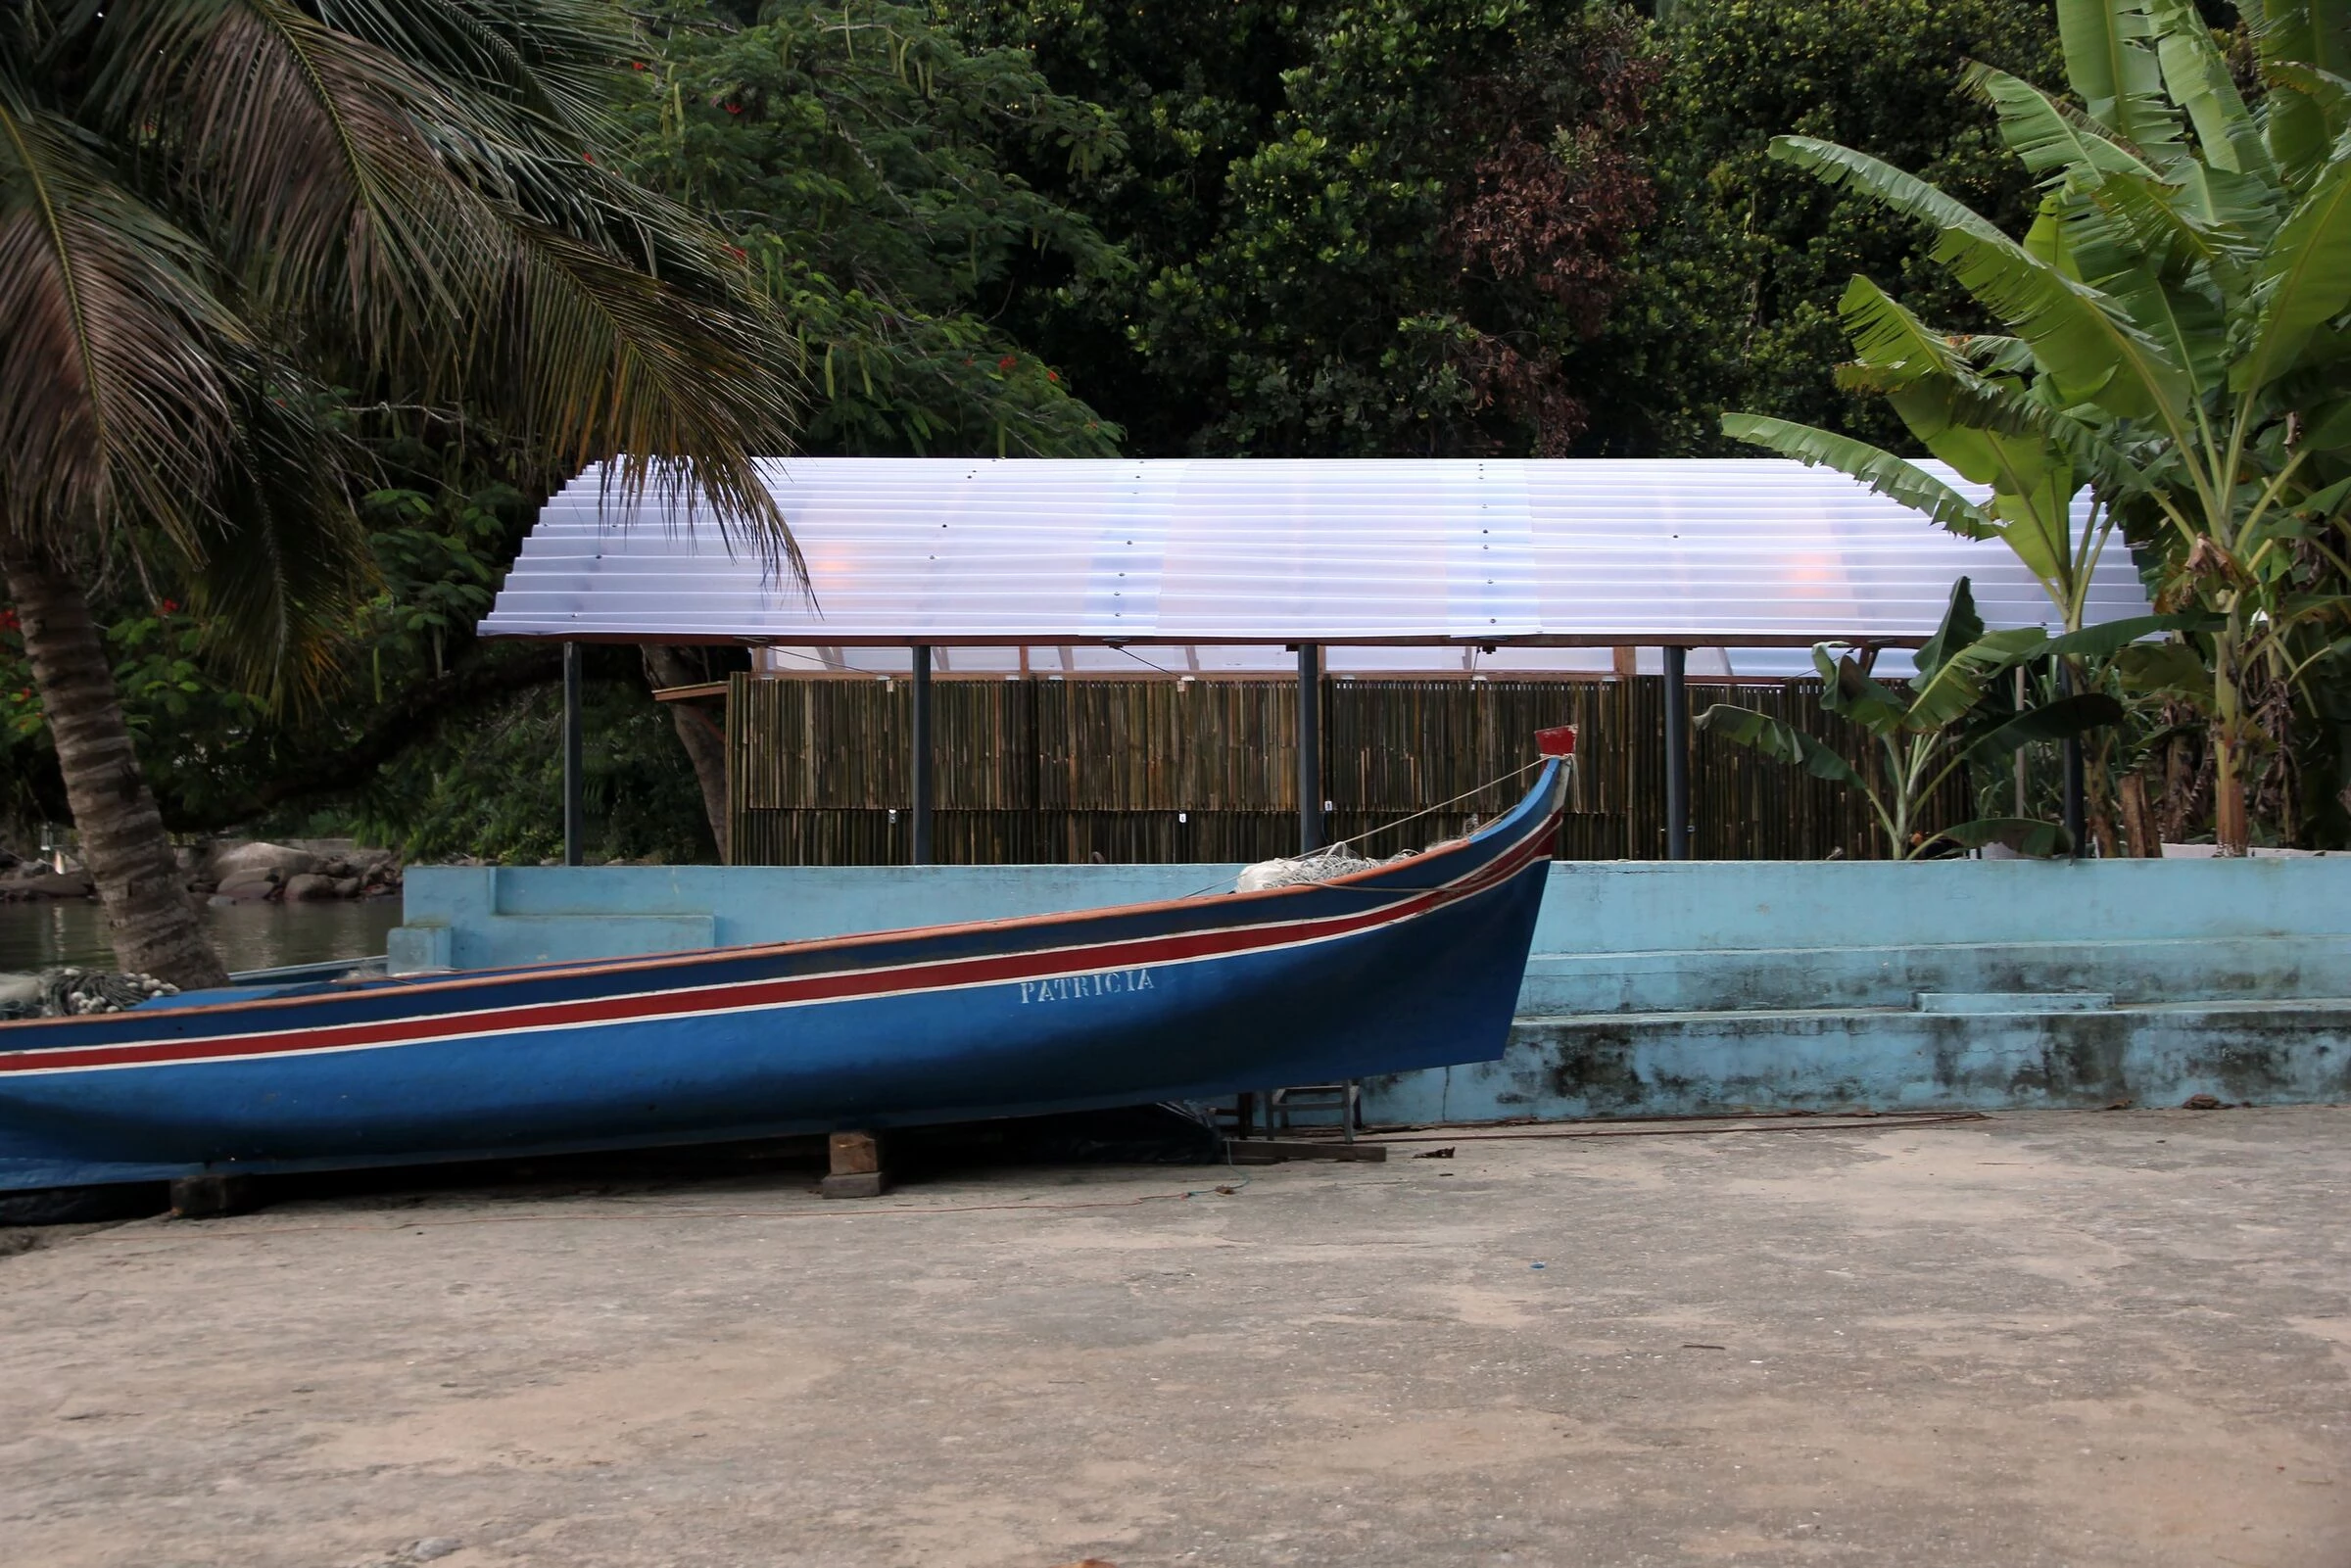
(1229, 742), (1572, 894)
(0, 967), (180, 1020)
(1234, 844), (1417, 892)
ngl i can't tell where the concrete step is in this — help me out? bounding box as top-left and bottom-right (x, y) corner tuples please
(1915, 991), (2114, 1014)
(1365, 997), (2351, 1124)
(1514, 935), (2351, 1016)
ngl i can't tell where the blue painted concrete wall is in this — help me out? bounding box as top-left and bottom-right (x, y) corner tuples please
(390, 863), (1245, 974)
(393, 858), (2351, 1120)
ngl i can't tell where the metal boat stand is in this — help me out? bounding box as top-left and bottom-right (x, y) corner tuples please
(1219, 1082), (1387, 1164)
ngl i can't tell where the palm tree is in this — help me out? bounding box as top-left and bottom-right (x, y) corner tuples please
(1, 0), (801, 986)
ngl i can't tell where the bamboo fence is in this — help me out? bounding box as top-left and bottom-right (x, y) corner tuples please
(727, 674), (1964, 865)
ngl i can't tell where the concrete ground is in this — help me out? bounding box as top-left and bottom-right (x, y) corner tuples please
(3, 1107), (2348, 1568)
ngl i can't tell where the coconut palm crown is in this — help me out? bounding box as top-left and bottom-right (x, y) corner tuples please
(1, 0), (802, 985)
(1724, 0), (2351, 853)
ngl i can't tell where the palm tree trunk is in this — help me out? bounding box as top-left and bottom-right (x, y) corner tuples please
(3, 556), (230, 989)
(641, 644), (730, 863)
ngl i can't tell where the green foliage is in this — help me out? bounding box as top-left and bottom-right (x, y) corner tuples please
(0, 445), (545, 837)
(6, 0), (1155, 870)
(623, 0), (1126, 455)
(1604, 0), (2064, 454)
(1720, 0), (2351, 852)
(1699, 579), (2129, 857)
(0, 597), (263, 832)
(947, 0), (1658, 456)
(336, 671), (715, 866)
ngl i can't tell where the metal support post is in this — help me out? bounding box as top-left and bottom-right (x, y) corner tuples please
(1662, 645), (1690, 861)
(910, 643), (935, 866)
(2014, 666), (2030, 818)
(1297, 642), (1323, 853)
(562, 641), (584, 867)
(2059, 658), (2086, 855)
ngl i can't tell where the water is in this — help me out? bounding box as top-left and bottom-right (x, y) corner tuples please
(0, 898), (405, 975)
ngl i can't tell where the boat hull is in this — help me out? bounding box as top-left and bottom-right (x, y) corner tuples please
(0, 765), (1562, 1191)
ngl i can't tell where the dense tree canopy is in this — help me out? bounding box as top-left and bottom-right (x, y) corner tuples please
(1596, 0), (2065, 454)
(952, 0), (1660, 456)
(626, 0), (1128, 456)
(2, 0), (1134, 873)
(16, 0), (2347, 872)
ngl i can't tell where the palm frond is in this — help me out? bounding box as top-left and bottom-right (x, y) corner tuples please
(81, 0), (804, 570)
(317, 0), (632, 141)
(499, 215), (803, 571)
(182, 361), (378, 708)
(83, 0), (498, 365)
(0, 67), (244, 558)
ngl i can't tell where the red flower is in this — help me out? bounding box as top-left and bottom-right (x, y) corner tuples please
(1046, 370), (1060, 383)
(582, 151), (595, 164)
(725, 244), (747, 261)
(725, 102), (742, 116)
(632, 60), (647, 71)
(997, 355), (1018, 370)
(160, 598), (178, 614)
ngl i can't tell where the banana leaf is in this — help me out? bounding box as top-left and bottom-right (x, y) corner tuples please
(1913, 577), (1986, 680)
(1930, 223), (2192, 424)
(2146, 0), (2275, 177)
(1963, 62), (2160, 184)
(1986, 612), (2214, 666)
(2115, 640), (2216, 699)
(1767, 137), (2010, 241)
(2056, 0), (2187, 156)
(1927, 817), (2077, 856)
(2234, 151), (2351, 394)
(1720, 414), (1995, 539)
(1696, 705), (1869, 792)
(1962, 691), (2128, 756)
(1814, 645), (1910, 732)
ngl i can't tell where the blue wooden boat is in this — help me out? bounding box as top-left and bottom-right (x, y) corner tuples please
(0, 763), (1564, 1194)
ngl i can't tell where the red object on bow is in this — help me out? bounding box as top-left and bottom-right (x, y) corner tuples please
(1535, 725), (1577, 757)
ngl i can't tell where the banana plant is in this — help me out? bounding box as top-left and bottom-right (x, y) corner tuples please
(1723, 0), (2351, 853)
(1698, 579), (2178, 859)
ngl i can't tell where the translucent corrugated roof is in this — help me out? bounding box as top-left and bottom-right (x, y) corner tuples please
(480, 457), (2150, 647)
